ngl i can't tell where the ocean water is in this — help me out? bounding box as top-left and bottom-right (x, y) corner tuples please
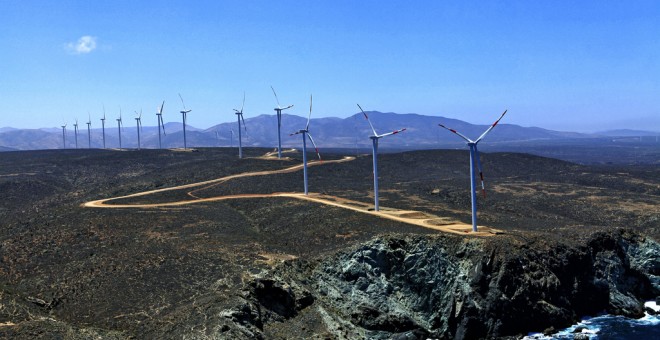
(523, 301), (660, 339)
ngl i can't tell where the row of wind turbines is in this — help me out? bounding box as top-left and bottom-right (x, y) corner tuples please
(288, 98), (507, 232)
(61, 86), (506, 232)
(236, 88), (507, 232)
(62, 87), (291, 153)
(61, 94), (191, 151)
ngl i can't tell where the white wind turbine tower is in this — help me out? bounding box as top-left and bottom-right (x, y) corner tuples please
(156, 101), (166, 149)
(358, 104), (406, 211)
(116, 109), (123, 150)
(73, 119), (79, 149)
(290, 95), (321, 195)
(61, 123), (67, 149)
(270, 86), (293, 159)
(86, 113), (92, 149)
(178, 93), (191, 150)
(230, 129), (235, 148)
(100, 105), (107, 149)
(438, 110), (507, 232)
(233, 93), (247, 158)
(135, 110), (143, 150)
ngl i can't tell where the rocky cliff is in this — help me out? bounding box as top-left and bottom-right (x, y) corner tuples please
(220, 229), (659, 339)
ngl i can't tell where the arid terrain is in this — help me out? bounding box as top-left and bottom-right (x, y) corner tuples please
(0, 147), (658, 338)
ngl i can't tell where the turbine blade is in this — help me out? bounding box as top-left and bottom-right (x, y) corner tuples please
(240, 113), (247, 131)
(179, 93), (187, 110)
(357, 103), (379, 137)
(306, 132), (322, 161)
(379, 127), (407, 138)
(306, 94), (312, 131)
(102, 104), (106, 119)
(241, 92), (245, 113)
(475, 109), (508, 143)
(270, 85), (281, 109)
(438, 124), (472, 143)
(159, 100), (165, 114)
(290, 131), (302, 136)
(474, 145), (486, 198)
(161, 116), (167, 135)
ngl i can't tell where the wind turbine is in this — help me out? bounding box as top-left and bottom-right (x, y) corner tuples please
(156, 101), (166, 149)
(438, 110), (507, 232)
(358, 104), (406, 211)
(61, 123), (67, 149)
(230, 129), (235, 148)
(270, 86), (293, 159)
(290, 95), (321, 195)
(86, 113), (92, 149)
(178, 93), (191, 150)
(135, 110), (143, 150)
(116, 109), (123, 150)
(233, 92), (247, 158)
(73, 119), (79, 149)
(100, 105), (107, 149)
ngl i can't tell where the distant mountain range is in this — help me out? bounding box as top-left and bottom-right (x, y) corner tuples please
(1, 112), (658, 152)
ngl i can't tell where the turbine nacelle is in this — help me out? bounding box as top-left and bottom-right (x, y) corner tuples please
(274, 105), (293, 111)
(290, 129), (308, 136)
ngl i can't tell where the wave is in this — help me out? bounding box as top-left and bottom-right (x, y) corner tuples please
(523, 301), (660, 339)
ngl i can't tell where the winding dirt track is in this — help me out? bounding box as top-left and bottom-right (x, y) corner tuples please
(83, 151), (499, 236)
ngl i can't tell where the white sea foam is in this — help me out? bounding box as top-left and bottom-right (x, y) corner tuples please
(523, 301), (660, 339)
(644, 301), (659, 313)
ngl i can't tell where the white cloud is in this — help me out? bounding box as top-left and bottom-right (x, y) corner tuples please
(66, 36), (97, 54)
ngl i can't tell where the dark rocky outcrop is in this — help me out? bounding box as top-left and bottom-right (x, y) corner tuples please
(239, 230), (659, 339)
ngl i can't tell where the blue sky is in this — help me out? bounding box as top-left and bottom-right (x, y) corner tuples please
(1, 1), (658, 132)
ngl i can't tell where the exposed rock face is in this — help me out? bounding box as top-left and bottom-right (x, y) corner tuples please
(229, 230), (659, 339)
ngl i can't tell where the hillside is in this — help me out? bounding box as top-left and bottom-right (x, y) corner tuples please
(0, 148), (658, 338)
(3, 112), (659, 165)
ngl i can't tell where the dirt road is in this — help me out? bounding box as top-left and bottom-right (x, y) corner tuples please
(83, 152), (499, 236)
